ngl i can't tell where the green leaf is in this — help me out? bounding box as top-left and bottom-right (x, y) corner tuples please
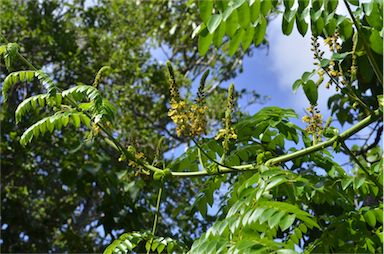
(331, 52), (351, 60)
(369, 30), (383, 54)
(229, 29), (244, 56)
(363, 210), (376, 227)
(302, 80), (318, 105)
(341, 177), (353, 190)
(261, 0), (272, 16)
(339, 19), (353, 41)
(199, 0), (213, 23)
(250, 0), (260, 23)
(237, 2), (250, 28)
(259, 208), (277, 224)
(242, 26), (255, 50)
(80, 114), (91, 128)
(346, 0), (359, 6)
(374, 209), (383, 223)
(326, 0), (338, 12)
(268, 210), (286, 229)
(265, 175), (287, 190)
(284, 0), (294, 9)
(223, 5), (235, 21)
(213, 22), (226, 48)
(198, 27), (213, 56)
(280, 214), (296, 231)
(254, 16), (267, 46)
(249, 207), (266, 224)
(71, 114), (81, 128)
(299, 223), (307, 233)
(225, 10), (239, 37)
(207, 14), (222, 34)
(292, 79), (303, 93)
(192, 23), (204, 39)
(320, 58), (330, 67)
(282, 9), (296, 35)
(296, 14), (308, 36)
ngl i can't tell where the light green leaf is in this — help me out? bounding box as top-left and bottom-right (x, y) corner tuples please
(268, 210), (286, 229)
(369, 30), (383, 54)
(207, 14), (222, 34)
(363, 210), (376, 227)
(279, 214), (296, 231)
(71, 114), (81, 128)
(292, 79), (303, 93)
(259, 208), (277, 224)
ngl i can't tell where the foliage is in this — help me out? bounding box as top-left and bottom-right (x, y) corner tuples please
(1, 0), (383, 253)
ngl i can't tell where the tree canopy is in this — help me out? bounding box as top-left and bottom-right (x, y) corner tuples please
(1, 0), (382, 253)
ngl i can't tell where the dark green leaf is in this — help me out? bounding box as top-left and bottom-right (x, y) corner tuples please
(237, 2), (250, 28)
(213, 22), (226, 47)
(250, 0), (260, 22)
(254, 16), (267, 46)
(229, 28), (245, 55)
(369, 30), (383, 54)
(198, 27), (213, 56)
(225, 10), (239, 37)
(282, 9), (296, 36)
(302, 80), (318, 105)
(280, 214), (296, 231)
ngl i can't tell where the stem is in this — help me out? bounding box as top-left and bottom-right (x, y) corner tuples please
(192, 139), (239, 171)
(147, 186), (163, 254)
(265, 109), (381, 167)
(340, 141), (382, 190)
(343, 0), (383, 85)
(170, 109), (381, 177)
(319, 63), (371, 114)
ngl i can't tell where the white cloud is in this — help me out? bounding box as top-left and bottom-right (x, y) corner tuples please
(265, 2), (351, 115)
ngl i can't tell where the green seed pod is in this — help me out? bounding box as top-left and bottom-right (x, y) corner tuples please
(127, 145), (136, 154)
(153, 170), (165, 181)
(257, 153), (265, 165)
(197, 69), (209, 105)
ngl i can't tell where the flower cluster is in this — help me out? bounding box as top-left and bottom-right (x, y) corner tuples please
(311, 36), (327, 87)
(215, 84), (237, 152)
(167, 62), (208, 137)
(168, 101), (208, 137)
(324, 32), (342, 52)
(302, 105), (323, 145)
